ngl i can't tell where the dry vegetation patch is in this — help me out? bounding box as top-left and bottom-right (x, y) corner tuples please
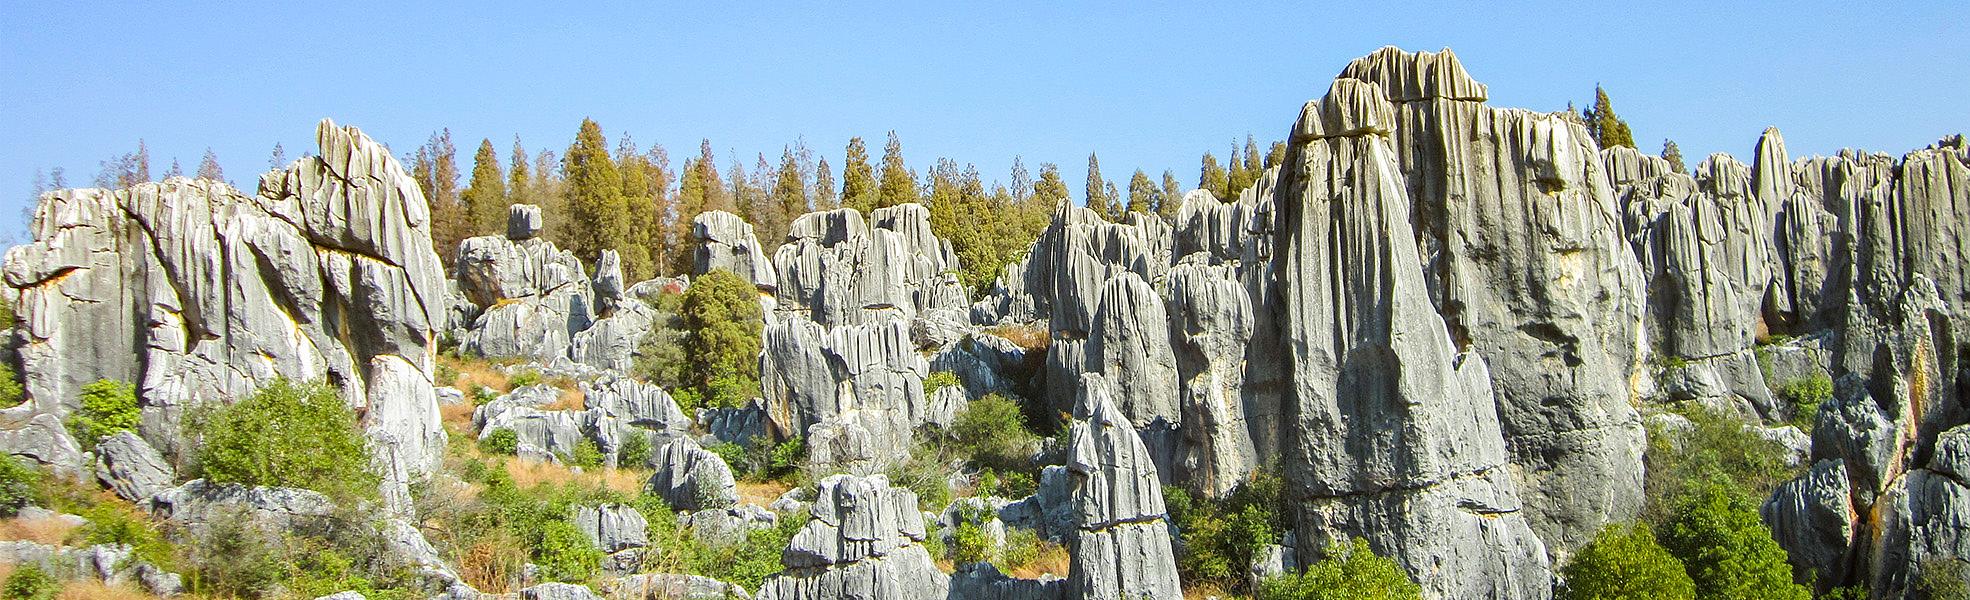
(0, 514), (80, 545)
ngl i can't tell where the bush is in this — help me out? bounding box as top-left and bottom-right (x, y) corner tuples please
(567, 439), (604, 469)
(435, 362), (460, 387)
(1643, 404), (1799, 522)
(189, 378), (377, 501)
(950, 519), (994, 565)
(0, 362), (23, 410)
(1777, 374), (1832, 429)
(185, 508), (289, 598)
(682, 269), (762, 409)
(1558, 523), (1694, 600)
(471, 385), (500, 406)
(480, 428), (520, 455)
(619, 430), (653, 467)
(690, 509), (807, 591)
(1658, 478), (1810, 600)
(923, 371), (962, 396)
(0, 454), (40, 517)
(632, 290), (691, 390)
(508, 370), (541, 388)
(73, 502), (174, 567)
(1169, 471), (1286, 593)
(0, 564), (59, 600)
(1257, 537), (1420, 600)
(1916, 557), (1969, 600)
(66, 379), (140, 449)
(534, 519), (602, 583)
(997, 528), (1048, 573)
(950, 393), (1036, 471)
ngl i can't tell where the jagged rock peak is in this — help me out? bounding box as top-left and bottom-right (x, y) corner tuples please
(1335, 46), (1487, 102)
(1293, 78), (1398, 141)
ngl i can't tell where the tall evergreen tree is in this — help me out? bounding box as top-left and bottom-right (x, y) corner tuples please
(1104, 180), (1120, 218)
(1660, 139), (1686, 173)
(507, 137), (532, 209)
(813, 157), (838, 211)
(1158, 170), (1183, 220)
(461, 139), (507, 238)
(133, 140), (151, 184)
(413, 130), (466, 262)
(1265, 140), (1288, 169)
(1010, 156), (1033, 202)
(1200, 152), (1229, 200)
(1242, 136), (1263, 177)
(637, 143), (678, 276)
(1584, 86), (1636, 149)
(1127, 169), (1157, 216)
(269, 142), (288, 170)
(876, 131), (918, 208)
(1085, 153), (1112, 219)
(562, 118), (629, 267)
(841, 137), (875, 213)
(768, 147), (808, 244)
(1033, 163), (1070, 209)
(164, 158), (182, 179)
(196, 148), (224, 181)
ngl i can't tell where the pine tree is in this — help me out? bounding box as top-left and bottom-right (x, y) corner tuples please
(508, 136), (533, 209)
(269, 142), (288, 170)
(133, 140), (150, 184)
(637, 144), (678, 276)
(756, 148), (804, 245)
(1200, 152), (1229, 200)
(1243, 136), (1263, 178)
(1584, 86), (1636, 149)
(1010, 156), (1033, 202)
(1085, 153), (1111, 219)
(1033, 163), (1070, 209)
(413, 130), (466, 262)
(49, 167), (66, 189)
(876, 131), (918, 208)
(841, 137), (875, 213)
(813, 157), (838, 211)
(674, 140), (724, 273)
(164, 158), (182, 179)
(1158, 170), (1183, 220)
(1660, 139), (1686, 173)
(1127, 169), (1157, 216)
(563, 118), (629, 267)
(462, 139), (507, 238)
(1265, 141), (1287, 169)
(196, 148), (224, 182)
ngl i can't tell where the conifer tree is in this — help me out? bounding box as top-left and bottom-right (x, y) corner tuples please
(1104, 180), (1120, 218)
(1660, 139), (1686, 173)
(1033, 163), (1070, 209)
(1085, 153), (1111, 219)
(1127, 169), (1157, 216)
(1200, 152), (1229, 200)
(563, 119), (629, 267)
(411, 130), (466, 261)
(462, 139), (507, 238)
(813, 157), (838, 211)
(269, 142), (288, 170)
(133, 140), (151, 184)
(876, 131), (918, 208)
(196, 148), (224, 182)
(1243, 135), (1263, 177)
(164, 158), (182, 179)
(636, 144), (678, 276)
(765, 147), (808, 244)
(1265, 140), (1287, 169)
(841, 137), (875, 213)
(1159, 170), (1183, 220)
(1010, 156), (1033, 202)
(1584, 86), (1636, 149)
(612, 134), (657, 279)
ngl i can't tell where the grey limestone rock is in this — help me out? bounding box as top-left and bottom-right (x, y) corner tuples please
(507, 204), (544, 241)
(755, 473), (949, 600)
(93, 431), (175, 503)
(600, 573), (755, 600)
(1082, 272), (1182, 482)
(646, 438), (739, 511)
(573, 503), (649, 553)
(0, 413), (84, 475)
(1762, 459), (1856, 593)
(693, 210), (778, 292)
(948, 562), (1066, 600)
(1167, 260), (1257, 498)
(1064, 374), (1181, 600)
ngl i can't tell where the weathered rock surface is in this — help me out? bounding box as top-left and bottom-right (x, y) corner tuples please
(1166, 260), (1256, 498)
(93, 431), (175, 502)
(573, 503), (649, 554)
(694, 210), (778, 292)
(1064, 374), (1181, 600)
(755, 473), (949, 600)
(600, 573), (755, 600)
(646, 438), (739, 511)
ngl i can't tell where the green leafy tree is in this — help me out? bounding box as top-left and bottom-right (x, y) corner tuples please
(841, 137), (876, 212)
(190, 378), (378, 501)
(1558, 523), (1696, 600)
(1033, 163), (1070, 209)
(1584, 86), (1636, 149)
(767, 146), (809, 244)
(1658, 478), (1811, 600)
(66, 379), (139, 449)
(507, 136), (533, 209)
(948, 394), (1036, 471)
(1, 563), (58, 600)
(1084, 153), (1112, 220)
(563, 119), (629, 265)
(1265, 140), (1288, 169)
(682, 270), (763, 409)
(1158, 169), (1183, 220)
(1257, 537), (1421, 600)
(1660, 139), (1686, 173)
(876, 131), (918, 208)
(461, 138), (507, 238)
(535, 519), (602, 582)
(1200, 152), (1229, 200)
(1127, 169), (1158, 216)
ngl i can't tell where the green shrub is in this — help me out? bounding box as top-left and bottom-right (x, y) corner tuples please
(886, 444), (954, 511)
(950, 393), (1037, 471)
(923, 371), (962, 396)
(1916, 558), (1969, 600)
(480, 428), (520, 455)
(567, 439), (604, 468)
(535, 519), (602, 583)
(997, 528), (1046, 573)
(188, 378), (377, 501)
(706, 441), (745, 470)
(950, 520), (994, 565)
(185, 508), (289, 597)
(1169, 471), (1286, 593)
(682, 269), (762, 409)
(471, 385), (500, 406)
(1257, 537), (1420, 600)
(1778, 374), (1833, 430)
(690, 509), (807, 591)
(1558, 523), (1694, 600)
(0, 362), (24, 410)
(1643, 404), (1799, 522)
(619, 430), (653, 467)
(1658, 478), (1810, 600)
(65, 379), (140, 449)
(509, 370), (541, 388)
(632, 290), (691, 390)
(0, 563), (59, 600)
(670, 387), (705, 413)
(74, 502), (174, 567)
(435, 363), (460, 387)
(1655, 353), (1690, 371)
(0, 454), (40, 517)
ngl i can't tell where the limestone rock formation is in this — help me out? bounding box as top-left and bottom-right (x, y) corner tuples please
(1166, 260), (1256, 498)
(573, 503), (650, 554)
(1064, 374), (1181, 600)
(694, 210), (778, 292)
(646, 438), (739, 511)
(455, 204), (596, 361)
(93, 431), (175, 503)
(1258, 75), (1551, 598)
(755, 473), (949, 600)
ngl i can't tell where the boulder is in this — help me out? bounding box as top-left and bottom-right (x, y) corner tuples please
(755, 473), (949, 600)
(573, 503), (649, 554)
(93, 431), (175, 503)
(600, 573), (754, 600)
(646, 438), (739, 511)
(693, 210), (778, 292)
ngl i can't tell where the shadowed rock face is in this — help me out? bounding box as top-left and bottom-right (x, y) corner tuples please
(2, 119), (446, 494)
(1259, 75), (1551, 599)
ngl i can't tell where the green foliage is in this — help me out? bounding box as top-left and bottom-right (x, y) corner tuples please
(632, 290), (691, 391)
(887, 442), (954, 511)
(876, 131), (918, 208)
(1660, 139), (1687, 173)
(1917, 558), (1970, 600)
(461, 138), (507, 237)
(435, 362), (460, 388)
(1557, 523), (1695, 600)
(689, 509), (809, 591)
(950, 519), (994, 565)
(948, 393), (1037, 471)
(189, 378), (378, 501)
(567, 439), (604, 469)
(563, 118), (630, 267)
(509, 369), (542, 388)
(0, 363), (22, 410)
(1778, 374), (1833, 429)
(480, 428), (520, 455)
(1169, 471), (1286, 592)
(1643, 404), (1800, 523)
(682, 269), (763, 409)
(619, 430), (653, 467)
(66, 379), (140, 449)
(535, 519), (603, 583)
(1658, 478), (1811, 600)
(0, 454), (40, 517)
(923, 371), (962, 397)
(1257, 537), (1420, 600)
(472, 385), (500, 406)
(1584, 86), (1636, 149)
(1200, 152), (1229, 200)
(185, 509), (290, 597)
(997, 527), (1046, 573)
(74, 501), (174, 568)
(1, 564), (59, 600)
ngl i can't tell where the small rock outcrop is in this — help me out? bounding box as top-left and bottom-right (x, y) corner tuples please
(755, 473), (949, 600)
(646, 438), (739, 511)
(93, 431), (175, 502)
(1064, 374), (1181, 600)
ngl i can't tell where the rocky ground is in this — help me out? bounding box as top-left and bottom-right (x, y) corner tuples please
(0, 46), (1964, 599)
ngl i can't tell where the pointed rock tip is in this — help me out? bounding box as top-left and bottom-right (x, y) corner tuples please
(1338, 45), (1487, 103)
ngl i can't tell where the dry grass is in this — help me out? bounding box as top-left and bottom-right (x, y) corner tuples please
(0, 514), (80, 545)
(737, 480), (793, 507)
(981, 323), (1050, 350)
(503, 459), (646, 496)
(57, 580), (155, 600)
(442, 354), (514, 395)
(441, 401), (478, 435)
(457, 530), (527, 594)
(1008, 540), (1071, 579)
(1182, 582), (1231, 600)
(544, 383), (586, 412)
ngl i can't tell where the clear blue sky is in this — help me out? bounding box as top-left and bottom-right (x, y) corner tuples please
(3, 2), (1964, 244)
